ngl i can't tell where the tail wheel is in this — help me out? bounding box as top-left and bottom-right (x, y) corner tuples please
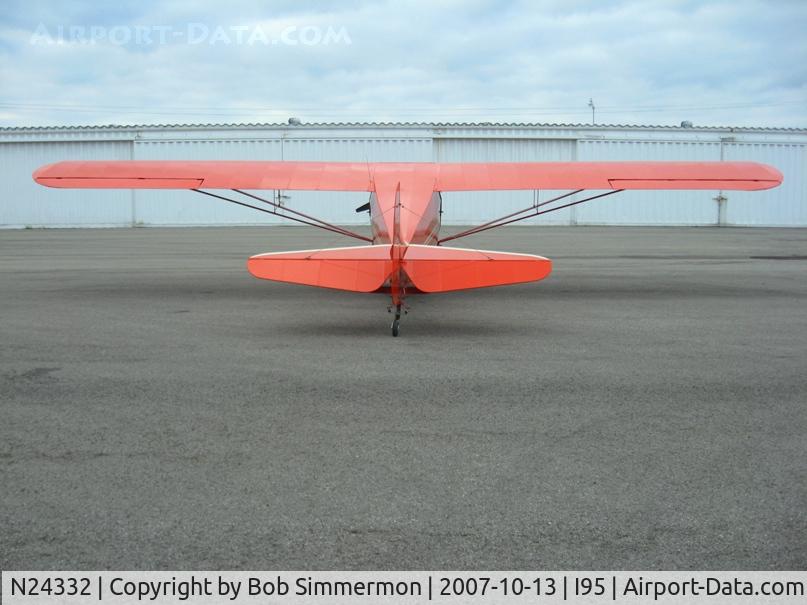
(391, 303), (402, 337)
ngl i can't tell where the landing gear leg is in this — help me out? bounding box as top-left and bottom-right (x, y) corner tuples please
(391, 304), (402, 337)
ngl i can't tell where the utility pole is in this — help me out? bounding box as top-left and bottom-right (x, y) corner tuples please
(588, 98), (595, 125)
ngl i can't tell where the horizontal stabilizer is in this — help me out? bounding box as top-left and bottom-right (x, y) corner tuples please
(403, 245), (551, 292)
(247, 245), (392, 292)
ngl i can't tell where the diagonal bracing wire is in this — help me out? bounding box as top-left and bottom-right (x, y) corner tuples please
(232, 189), (371, 241)
(438, 189), (624, 244)
(190, 189), (373, 242)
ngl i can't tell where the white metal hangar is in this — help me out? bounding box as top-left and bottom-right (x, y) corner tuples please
(1, 121), (805, 228)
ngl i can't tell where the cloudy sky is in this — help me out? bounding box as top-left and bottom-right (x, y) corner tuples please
(1, 0), (805, 128)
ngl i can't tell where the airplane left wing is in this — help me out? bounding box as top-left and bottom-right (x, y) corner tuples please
(33, 160), (375, 191)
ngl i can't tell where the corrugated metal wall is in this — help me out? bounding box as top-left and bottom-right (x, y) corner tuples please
(3, 141), (132, 227)
(577, 140), (722, 225)
(435, 138), (575, 225)
(1, 124), (805, 227)
(132, 139), (283, 225)
(280, 137), (432, 225)
(723, 143), (807, 226)
(130, 137), (433, 225)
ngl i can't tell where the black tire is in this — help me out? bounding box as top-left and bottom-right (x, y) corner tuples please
(391, 319), (400, 337)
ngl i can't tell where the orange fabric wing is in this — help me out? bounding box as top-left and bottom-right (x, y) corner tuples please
(34, 161), (375, 191)
(33, 160), (782, 192)
(433, 161), (782, 191)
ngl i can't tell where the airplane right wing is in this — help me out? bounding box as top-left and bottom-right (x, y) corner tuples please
(433, 161), (783, 191)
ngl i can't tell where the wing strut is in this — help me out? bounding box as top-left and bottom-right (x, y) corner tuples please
(191, 189), (373, 242)
(438, 189), (624, 244)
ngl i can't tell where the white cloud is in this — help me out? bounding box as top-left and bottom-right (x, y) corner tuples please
(0, 0), (805, 127)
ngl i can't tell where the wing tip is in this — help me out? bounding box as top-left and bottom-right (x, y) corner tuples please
(33, 162), (59, 186)
(762, 163), (784, 187)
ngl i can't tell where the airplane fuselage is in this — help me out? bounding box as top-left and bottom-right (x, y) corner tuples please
(368, 176), (443, 307)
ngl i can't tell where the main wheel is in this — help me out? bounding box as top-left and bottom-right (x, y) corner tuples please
(391, 319), (400, 337)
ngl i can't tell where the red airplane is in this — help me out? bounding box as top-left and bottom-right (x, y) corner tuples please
(34, 160), (782, 335)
